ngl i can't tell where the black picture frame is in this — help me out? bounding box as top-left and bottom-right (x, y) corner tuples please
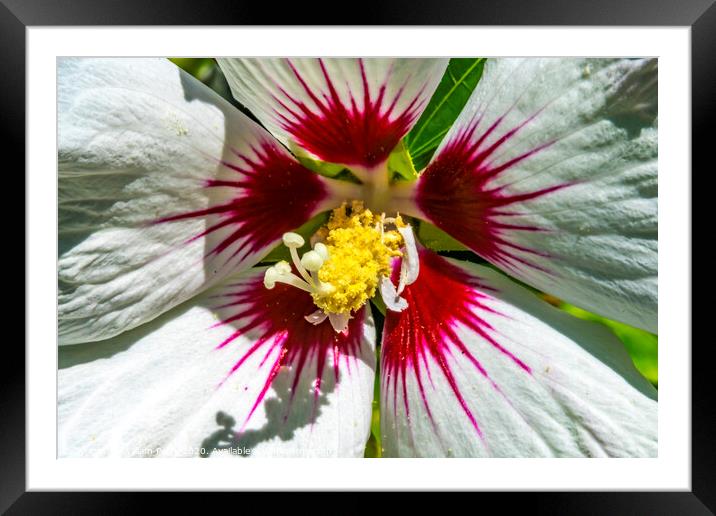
(4, 0), (708, 512)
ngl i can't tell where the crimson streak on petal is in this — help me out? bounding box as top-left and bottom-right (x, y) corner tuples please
(415, 114), (570, 274)
(275, 59), (425, 168)
(382, 250), (530, 439)
(156, 140), (327, 263)
(211, 274), (366, 429)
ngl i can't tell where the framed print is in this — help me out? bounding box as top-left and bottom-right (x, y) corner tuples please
(5, 0), (709, 511)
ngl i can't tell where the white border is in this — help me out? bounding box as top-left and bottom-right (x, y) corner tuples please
(28, 27), (691, 490)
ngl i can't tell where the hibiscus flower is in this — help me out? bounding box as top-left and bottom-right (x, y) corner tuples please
(58, 57), (657, 458)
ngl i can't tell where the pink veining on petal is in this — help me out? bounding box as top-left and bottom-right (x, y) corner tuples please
(154, 139), (327, 263)
(382, 250), (530, 438)
(273, 58), (426, 168)
(211, 273), (366, 429)
(415, 111), (571, 274)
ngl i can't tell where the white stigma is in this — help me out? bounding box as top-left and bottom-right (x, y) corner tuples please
(313, 242), (329, 261)
(300, 250), (324, 272)
(282, 232), (305, 249)
(274, 260), (292, 275)
(263, 266), (281, 289)
(264, 233), (334, 296)
(263, 259), (312, 292)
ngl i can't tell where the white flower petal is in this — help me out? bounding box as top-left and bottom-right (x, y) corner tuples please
(327, 312), (351, 334)
(217, 58), (448, 169)
(305, 309), (328, 325)
(59, 269), (376, 458)
(397, 224), (419, 291)
(404, 58), (657, 331)
(380, 275), (408, 312)
(59, 58), (329, 344)
(381, 250), (657, 457)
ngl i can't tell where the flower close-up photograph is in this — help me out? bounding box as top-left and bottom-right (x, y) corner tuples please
(57, 56), (658, 459)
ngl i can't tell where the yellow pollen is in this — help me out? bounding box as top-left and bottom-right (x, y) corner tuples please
(313, 201), (403, 315)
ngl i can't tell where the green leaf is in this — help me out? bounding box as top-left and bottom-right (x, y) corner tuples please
(288, 140), (348, 178)
(387, 139), (418, 181)
(370, 295), (387, 316)
(169, 58), (247, 110)
(364, 345), (382, 458)
(169, 58), (215, 83)
(417, 221), (469, 251)
(405, 58), (486, 171)
(558, 302), (658, 387)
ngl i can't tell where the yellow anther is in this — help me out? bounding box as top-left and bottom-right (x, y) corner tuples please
(312, 201), (403, 315)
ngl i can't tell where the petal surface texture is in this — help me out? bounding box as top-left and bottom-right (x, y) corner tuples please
(217, 58), (448, 168)
(380, 250), (657, 457)
(59, 58), (328, 344)
(58, 268), (376, 457)
(407, 58), (657, 331)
